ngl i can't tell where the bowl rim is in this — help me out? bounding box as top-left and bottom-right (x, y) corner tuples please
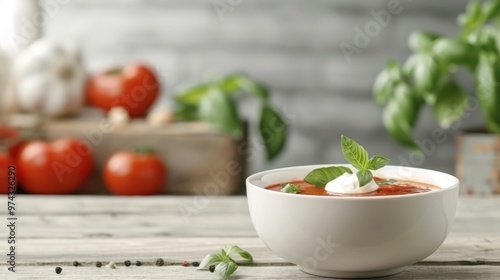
(246, 164), (460, 200)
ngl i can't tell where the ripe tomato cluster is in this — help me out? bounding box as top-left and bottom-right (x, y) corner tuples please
(1, 127), (167, 195)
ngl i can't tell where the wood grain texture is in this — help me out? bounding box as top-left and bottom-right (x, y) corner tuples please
(2, 265), (500, 280)
(0, 196), (499, 278)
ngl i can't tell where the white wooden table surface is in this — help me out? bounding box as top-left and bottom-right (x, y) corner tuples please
(0, 196), (499, 279)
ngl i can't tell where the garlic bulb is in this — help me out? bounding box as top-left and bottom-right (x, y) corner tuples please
(13, 40), (87, 117)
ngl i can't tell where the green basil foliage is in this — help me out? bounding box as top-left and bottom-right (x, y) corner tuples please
(198, 245), (253, 280)
(374, 0), (500, 149)
(174, 73), (287, 160)
(305, 135), (389, 188)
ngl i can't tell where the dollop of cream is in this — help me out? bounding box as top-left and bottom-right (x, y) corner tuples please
(325, 173), (379, 194)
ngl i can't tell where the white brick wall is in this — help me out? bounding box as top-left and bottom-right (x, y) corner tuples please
(43, 0), (481, 175)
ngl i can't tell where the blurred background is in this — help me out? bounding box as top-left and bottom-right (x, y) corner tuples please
(43, 0), (479, 173)
(2, 0), (493, 195)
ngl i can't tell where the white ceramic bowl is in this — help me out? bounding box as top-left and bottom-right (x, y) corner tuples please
(246, 165), (459, 278)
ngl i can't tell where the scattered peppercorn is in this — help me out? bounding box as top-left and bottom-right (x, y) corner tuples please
(96, 261), (102, 268)
(73, 261), (80, 267)
(106, 261), (116, 269)
(136, 260), (142, 266)
(192, 261), (200, 267)
(124, 260), (131, 267)
(55, 267), (62, 274)
(209, 265), (215, 273)
(156, 258), (165, 266)
(181, 260), (189, 267)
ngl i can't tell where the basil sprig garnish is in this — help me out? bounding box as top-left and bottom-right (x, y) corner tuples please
(305, 135), (390, 188)
(280, 183), (301, 194)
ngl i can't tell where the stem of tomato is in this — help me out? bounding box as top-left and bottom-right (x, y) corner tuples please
(105, 68), (123, 76)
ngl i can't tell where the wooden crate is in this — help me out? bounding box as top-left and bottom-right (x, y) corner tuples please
(10, 114), (248, 195)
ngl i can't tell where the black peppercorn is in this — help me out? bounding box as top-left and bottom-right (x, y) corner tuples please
(55, 267), (62, 274)
(73, 261), (80, 267)
(156, 258), (165, 266)
(181, 260), (189, 267)
(124, 260), (131, 267)
(209, 265), (215, 273)
(96, 261), (102, 268)
(136, 260), (142, 266)
(192, 261), (200, 267)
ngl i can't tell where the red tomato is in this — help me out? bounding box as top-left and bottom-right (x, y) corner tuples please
(104, 151), (167, 195)
(86, 63), (160, 117)
(0, 152), (15, 194)
(17, 138), (94, 194)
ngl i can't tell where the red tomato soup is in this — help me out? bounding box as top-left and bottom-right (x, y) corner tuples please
(266, 177), (440, 196)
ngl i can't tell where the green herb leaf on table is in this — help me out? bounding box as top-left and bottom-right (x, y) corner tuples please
(259, 105), (287, 160)
(216, 261), (239, 280)
(280, 183), (301, 194)
(304, 166), (353, 188)
(198, 246), (253, 280)
(198, 254), (224, 269)
(223, 245), (253, 263)
(341, 135), (369, 170)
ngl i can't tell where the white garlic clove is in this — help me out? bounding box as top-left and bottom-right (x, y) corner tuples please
(108, 107), (130, 126)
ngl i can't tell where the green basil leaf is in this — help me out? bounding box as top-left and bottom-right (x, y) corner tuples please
(373, 60), (404, 106)
(382, 83), (422, 150)
(377, 179), (396, 186)
(218, 73), (269, 100)
(341, 135), (369, 170)
(476, 52), (500, 133)
(174, 104), (199, 121)
(356, 170), (373, 187)
(259, 105), (287, 160)
(198, 254), (224, 270)
(216, 261), (238, 280)
(432, 79), (468, 128)
(224, 245), (253, 263)
(484, 0), (500, 21)
(304, 166), (353, 187)
(411, 54), (440, 104)
(219, 73), (243, 94)
(408, 31), (440, 53)
(199, 87), (243, 138)
(174, 84), (210, 106)
(367, 155), (390, 170)
(432, 38), (478, 68)
(459, 0), (484, 36)
(280, 183), (301, 194)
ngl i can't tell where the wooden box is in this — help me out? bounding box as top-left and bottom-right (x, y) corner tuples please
(10, 115), (248, 195)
